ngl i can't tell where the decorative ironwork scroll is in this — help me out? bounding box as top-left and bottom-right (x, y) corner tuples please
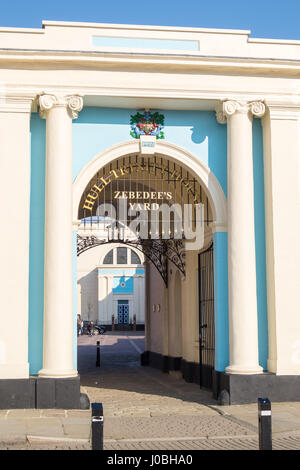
(77, 234), (185, 287)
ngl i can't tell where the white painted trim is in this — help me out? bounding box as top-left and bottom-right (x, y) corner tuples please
(248, 37), (300, 45)
(42, 20), (251, 35)
(72, 140), (227, 229)
(0, 27), (44, 34)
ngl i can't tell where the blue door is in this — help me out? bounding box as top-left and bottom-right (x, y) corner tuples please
(118, 302), (129, 324)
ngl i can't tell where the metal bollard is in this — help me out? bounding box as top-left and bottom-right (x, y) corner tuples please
(96, 340), (100, 367)
(258, 398), (272, 450)
(91, 403), (104, 450)
(112, 315), (115, 331)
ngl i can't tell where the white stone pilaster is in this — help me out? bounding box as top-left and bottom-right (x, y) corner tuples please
(38, 92), (83, 378)
(262, 104), (300, 374)
(0, 96), (33, 378)
(221, 100), (265, 374)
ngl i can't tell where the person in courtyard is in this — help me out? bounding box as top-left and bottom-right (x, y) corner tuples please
(77, 315), (81, 336)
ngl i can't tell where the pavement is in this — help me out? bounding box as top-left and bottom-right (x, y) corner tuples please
(1, 331), (300, 450)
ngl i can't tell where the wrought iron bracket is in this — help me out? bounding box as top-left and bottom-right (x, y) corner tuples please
(77, 234), (186, 287)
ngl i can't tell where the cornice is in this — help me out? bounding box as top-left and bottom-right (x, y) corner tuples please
(0, 49), (300, 76)
(4, 86), (300, 114)
(0, 27), (44, 34)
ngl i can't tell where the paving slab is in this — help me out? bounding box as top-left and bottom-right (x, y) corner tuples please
(40, 410), (66, 418)
(26, 418), (65, 437)
(62, 423), (91, 438)
(214, 402), (300, 433)
(0, 419), (27, 440)
(66, 410), (90, 418)
(7, 409), (41, 418)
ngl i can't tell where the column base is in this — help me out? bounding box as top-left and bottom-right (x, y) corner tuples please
(225, 364), (263, 375)
(213, 371), (300, 404)
(0, 376), (81, 409)
(38, 368), (78, 378)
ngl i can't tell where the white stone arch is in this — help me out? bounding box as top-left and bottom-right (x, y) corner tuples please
(72, 140), (227, 231)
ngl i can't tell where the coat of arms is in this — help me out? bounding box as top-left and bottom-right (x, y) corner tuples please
(130, 110), (165, 139)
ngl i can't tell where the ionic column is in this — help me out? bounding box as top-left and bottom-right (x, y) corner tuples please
(38, 92), (83, 377)
(221, 100), (265, 374)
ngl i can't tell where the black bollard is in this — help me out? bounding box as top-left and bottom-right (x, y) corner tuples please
(258, 398), (272, 450)
(96, 340), (100, 367)
(91, 403), (103, 450)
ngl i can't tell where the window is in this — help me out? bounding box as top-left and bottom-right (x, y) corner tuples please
(117, 247), (127, 264)
(131, 250), (141, 265)
(103, 249), (113, 264)
(102, 247), (141, 265)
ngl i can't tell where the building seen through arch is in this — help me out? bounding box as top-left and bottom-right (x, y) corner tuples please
(78, 243), (145, 328)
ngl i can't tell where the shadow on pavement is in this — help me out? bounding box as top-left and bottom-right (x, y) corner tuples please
(77, 331), (216, 407)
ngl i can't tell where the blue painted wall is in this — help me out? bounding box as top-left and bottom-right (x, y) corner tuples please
(213, 231), (229, 371)
(99, 268), (145, 276)
(112, 276), (134, 294)
(28, 107), (267, 374)
(72, 108), (227, 195)
(28, 114), (46, 375)
(253, 119), (268, 370)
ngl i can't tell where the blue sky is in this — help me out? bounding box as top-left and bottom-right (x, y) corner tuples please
(1, 0), (300, 40)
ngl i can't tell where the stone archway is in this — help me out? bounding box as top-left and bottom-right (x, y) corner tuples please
(73, 140), (227, 388)
(73, 140), (227, 230)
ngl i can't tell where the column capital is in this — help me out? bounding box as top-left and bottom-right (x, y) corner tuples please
(250, 101), (266, 118)
(216, 100), (266, 123)
(38, 92), (83, 119)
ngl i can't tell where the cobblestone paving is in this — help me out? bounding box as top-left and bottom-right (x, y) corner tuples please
(1, 332), (300, 451)
(104, 435), (300, 451)
(1, 435), (300, 451)
(103, 415), (255, 440)
(76, 332), (300, 450)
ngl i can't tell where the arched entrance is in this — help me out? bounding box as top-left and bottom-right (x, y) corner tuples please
(73, 141), (227, 391)
(73, 141), (227, 227)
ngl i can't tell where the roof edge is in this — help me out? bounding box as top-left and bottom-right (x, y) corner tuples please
(41, 20), (251, 35)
